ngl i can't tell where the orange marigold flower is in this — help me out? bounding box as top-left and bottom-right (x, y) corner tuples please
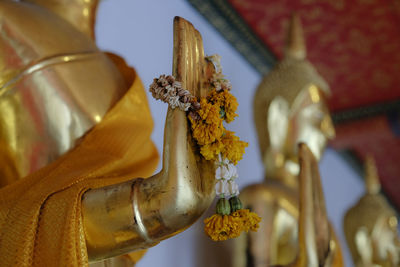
(221, 131), (248, 164)
(207, 89), (222, 105)
(204, 214), (243, 241)
(232, 209), (261, 232)
(198, 98), (221, 125)
(189, 98), (224, 145)
(200, 140), (224, 161)
(191, 120), (224, 146)
(207, 89), (238, 123)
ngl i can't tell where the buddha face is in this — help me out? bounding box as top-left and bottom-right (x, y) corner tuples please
(345, 193), (400, 267)
(285, 84), (335, 161)
(263, 83), (334, 176)
(370, 214), (400, 265)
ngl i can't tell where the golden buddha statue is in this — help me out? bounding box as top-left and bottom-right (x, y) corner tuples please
(344, 156), (400, 267)
(230, 15), (342, 266)
(0, 1), (215, 266)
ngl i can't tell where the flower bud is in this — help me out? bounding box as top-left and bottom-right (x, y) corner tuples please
(216, 197), (231, 215)
(229, 196), (243, 212)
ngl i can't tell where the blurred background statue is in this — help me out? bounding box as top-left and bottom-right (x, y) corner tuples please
(231, 15), (342, 266)
(344, 156), (400, 267)
(0, 1), (214, 266)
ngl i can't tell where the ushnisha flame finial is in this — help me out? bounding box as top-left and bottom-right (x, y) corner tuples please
(285, 13), (306, 60)
(364, 155), (381, 195)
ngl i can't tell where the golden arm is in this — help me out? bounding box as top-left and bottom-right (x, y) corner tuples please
(0, 2), (215, 264)
(82, 17), (215, 262)
(21, 0), (99, 39)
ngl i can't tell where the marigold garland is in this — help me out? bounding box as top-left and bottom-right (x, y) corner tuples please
(232, 209), (261, 232)
(204, 214), (242, 241)
(221, 131), (247, 164)
(149, 54), (260, 242)
(200, 141), (224, 161)
(207, 89), (238, 123)
(198, 131), (247, 163)
(188, 99), (224, 146)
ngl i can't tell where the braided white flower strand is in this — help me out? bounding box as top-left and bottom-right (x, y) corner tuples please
(149, 75), (200, 112)
(205, 55), (232, 92)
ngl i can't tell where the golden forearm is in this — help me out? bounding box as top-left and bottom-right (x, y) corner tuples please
(82, 108), (214, 262)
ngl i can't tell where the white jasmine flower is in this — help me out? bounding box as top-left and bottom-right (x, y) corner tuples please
(215, 179), (228, 196)
(216, 161), (238, 180)
(227, 180), (239, 196)
(222, 157), (230, 166)
(227, 164), (238, 180)
(215, 164), (230, 180)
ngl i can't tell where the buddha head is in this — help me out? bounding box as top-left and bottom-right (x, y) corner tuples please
(344, 156), (400, 266)
(253, 15), (335, 177)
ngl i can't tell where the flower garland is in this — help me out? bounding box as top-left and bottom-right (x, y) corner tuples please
(149, 54), (261, 241)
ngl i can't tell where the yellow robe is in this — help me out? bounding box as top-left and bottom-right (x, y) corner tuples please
(0, 58), (159, 266)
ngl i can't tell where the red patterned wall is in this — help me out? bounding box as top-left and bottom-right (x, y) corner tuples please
(229, 0), (400, 112)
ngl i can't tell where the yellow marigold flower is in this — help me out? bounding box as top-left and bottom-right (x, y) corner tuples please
(221, 131), (248, 164)
(221, 91), (238, 123)
(207, 89), (223, 105)
(204, 214), (243, 241)
(207, 89), (238, 123)
(232, 209), (262, 232)
(192, 120), (224, 146)
(190, 98), (224, 145)
(198, 98), (221, 125)
(200, 140), (224, 161)
(188, 114), (197, 127)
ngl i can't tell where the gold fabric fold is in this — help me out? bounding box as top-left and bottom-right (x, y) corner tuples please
(0, 65), (159, 266)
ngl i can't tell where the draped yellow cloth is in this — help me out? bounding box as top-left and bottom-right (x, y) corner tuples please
(0, 63), (159, 266)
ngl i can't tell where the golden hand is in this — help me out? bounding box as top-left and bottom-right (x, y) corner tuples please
(293, 143), (342, 267)
(82, 17), (216, 261)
